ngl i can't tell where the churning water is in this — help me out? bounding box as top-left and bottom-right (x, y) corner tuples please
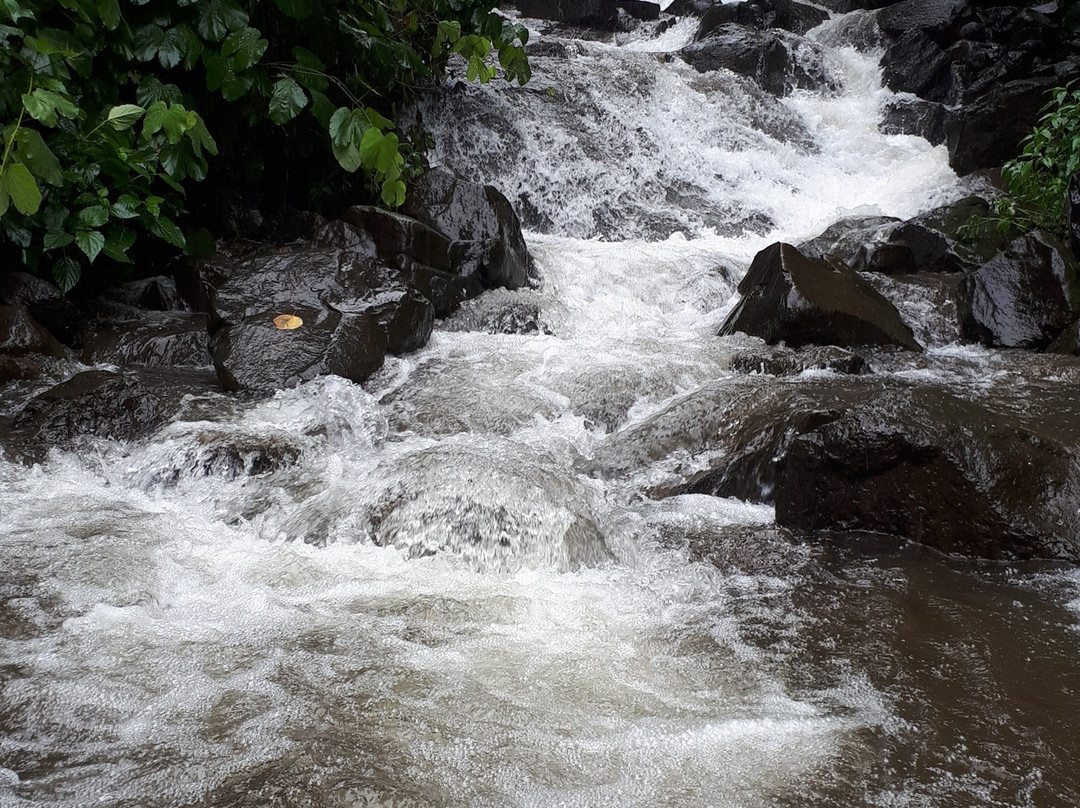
(3, 8), (1080, 808)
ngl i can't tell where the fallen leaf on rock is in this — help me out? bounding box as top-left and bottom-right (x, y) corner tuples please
(273, 314), (303, 330)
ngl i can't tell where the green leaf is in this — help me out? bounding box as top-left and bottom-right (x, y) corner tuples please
(106, 103), (146, 130)
(162, 103), (191, 143)
(22, 89), (80, 127)
(78, 205), (109, 228)
(102, 228), (136, 262)
(15, 129), (63, 186)
(357, 126), (383, 166)
(381, 178), (406, 208)
(273, 0), (313, 19)
(269, 77), (308, 124)
(53, 257), (81, 293)
(374, 132), (401, 175)
(292, 47), (329, 92)
(75, 229), (105, 263)
(43, 229), (74, 250)
(197, 0), (248, 42)
(1, 0), (36, 22)
(331, 142), (362, 172)
(222, 26), (267, 71)
(2, 163), (42, 214)
(329, 107), (366, 147)
(309, 90), (334, 128)
(110, 195), (140, 219)
(95, 0), (120, 28)
(147, 215), (187, 249)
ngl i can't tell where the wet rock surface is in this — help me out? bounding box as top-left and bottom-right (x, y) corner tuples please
(960, 231), (1080, 349)
(515, 0), (660, 28)
(728, 344), (869, 376)
(693, 0), (829, 37)
(80, 311), (211, 368)
(718, 242), (922, 351)
(681, 23), (838, 96)
(776, 384), (1080, 560)
(873, 0), (1080, 174)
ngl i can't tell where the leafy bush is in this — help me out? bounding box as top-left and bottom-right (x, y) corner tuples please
(961, 81), (1080, 239)
(0, 0), (530, 291)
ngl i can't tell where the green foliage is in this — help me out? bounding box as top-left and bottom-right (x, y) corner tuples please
(0, 0), (531, 291)
(960, 81), (1080, 240)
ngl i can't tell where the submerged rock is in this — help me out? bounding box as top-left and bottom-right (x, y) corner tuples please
(776, 385), (1080, 560)
(728, 344), (869, 376)
(718, 242), (922, 351)
(960, 231), (1080, 349)
(0, 305), (67, 359)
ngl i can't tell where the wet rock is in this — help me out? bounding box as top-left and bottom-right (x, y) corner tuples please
(0, 272), (82, 346)
(943, 78), (1058, 176)
(0, 305), (67, 358)
(873, 0), (1079, 175)
(796, 215), (902, 270)
(694, 0), (830, 37)
(1068, 171), (1080, 261)
(12, 370), (165, 447)
(80, 312), (211, 368)
(718, 242), (922, 351)
(728, 345), (869, 376)
(155, 429), (305, 483)
(681, 23), (838, 96)
(442, 288), (550, 335)
(775, 386), (1080, 560)
(514, 0), (659, 28)
(103, 276), (188, 312)
(960, 231), (1080, 349)
(400, 167), (531, 290)
(1047, 319), (1080, 356)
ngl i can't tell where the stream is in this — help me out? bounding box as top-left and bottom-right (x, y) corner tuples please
(3, 6), (1080, 808)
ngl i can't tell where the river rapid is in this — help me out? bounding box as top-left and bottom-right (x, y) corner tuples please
(2, 6), (1080, 808)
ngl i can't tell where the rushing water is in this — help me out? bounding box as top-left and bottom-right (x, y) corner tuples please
(3, 8), (1080, 808)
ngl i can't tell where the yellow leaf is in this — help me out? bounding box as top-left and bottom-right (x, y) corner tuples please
(273, 314), (303, 330)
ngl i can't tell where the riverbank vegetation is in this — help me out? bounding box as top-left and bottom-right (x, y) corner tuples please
(0, 0), (530, 292)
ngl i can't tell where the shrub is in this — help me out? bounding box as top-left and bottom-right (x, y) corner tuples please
(0, 0), (530, 291)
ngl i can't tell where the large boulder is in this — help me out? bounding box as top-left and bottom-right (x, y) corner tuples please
(960, 231), (1080, 349)
(681, 23), (838, 96)
(719, 242), (922, 350)
(775, 385), (1080, 560)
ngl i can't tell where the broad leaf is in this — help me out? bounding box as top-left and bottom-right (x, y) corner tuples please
(95, 0), (120, 29)
(147, 215), (187, 249)
(53, 257), (81, 293)
(75, 229), (105, 263)
(223, 26), (267, 71)
(2, 163), (42, 214)
(273, 0), (313, 19)
(381, 178), (406, 208)
(107, 103), (146, 130)
(269, 77), (307, 124)
(43, 229), (74, 250)
(77, 205), (109, 228)
(16, 129), (63, 185)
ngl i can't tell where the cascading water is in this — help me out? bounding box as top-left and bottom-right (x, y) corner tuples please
(3, 7), (1080, 808)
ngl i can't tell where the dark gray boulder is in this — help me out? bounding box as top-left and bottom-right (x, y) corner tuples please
(719, 242), (922, 350)
(682, 23), (838, 96)
(103, 276), (188, 312)
(775, 385), (1080, 560)
(960, 231), (1080, 349)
